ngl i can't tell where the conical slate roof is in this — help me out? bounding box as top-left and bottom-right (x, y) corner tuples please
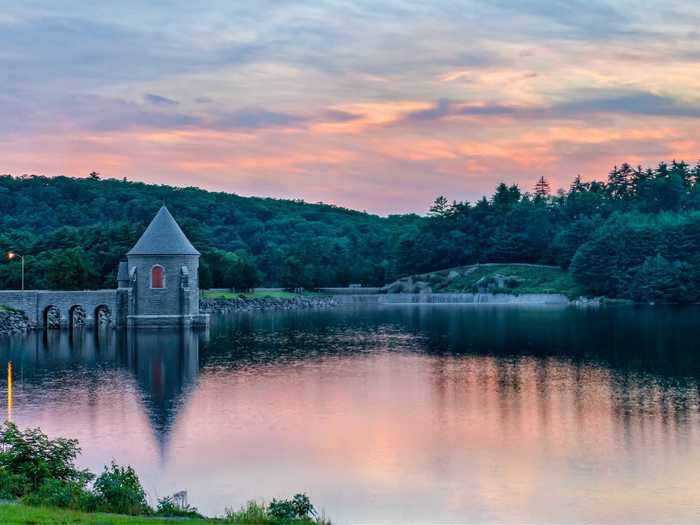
(127, 206), (200, 256)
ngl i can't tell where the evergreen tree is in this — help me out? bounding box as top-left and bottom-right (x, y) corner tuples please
(533, 177), (550, 199)
(492, 183), (521, 209)
(429, 196), (451, 217)
(670, 160), (691, 186)
(569, 175), (587, 193)
(606, 163), (633, 200)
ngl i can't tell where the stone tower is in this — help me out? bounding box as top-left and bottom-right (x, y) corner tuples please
(125, 206), (208, 328)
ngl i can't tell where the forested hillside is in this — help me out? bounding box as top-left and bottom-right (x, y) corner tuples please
(2, 160), (700, 302)
(0, 174), (415, 290)
(404, 160), (700, 303)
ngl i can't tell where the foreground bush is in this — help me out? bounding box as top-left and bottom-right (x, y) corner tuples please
(21, 478), (95, 511)
(156, 494), (203, 519)
(0, 421), (92, 494)
(0, 422), (148, 515)
(0, 422), (331, 523)
(225, 494), (329, 525)
(93, 462), (151, 515)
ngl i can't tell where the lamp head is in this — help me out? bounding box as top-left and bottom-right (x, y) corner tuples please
(6, 252), (16, 260)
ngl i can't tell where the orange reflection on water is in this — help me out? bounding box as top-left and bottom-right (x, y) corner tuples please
(6, 361), (11, 421)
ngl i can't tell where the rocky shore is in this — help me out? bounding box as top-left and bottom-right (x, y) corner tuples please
(0, 309), (30, 336)
(200, 295), (338, 314)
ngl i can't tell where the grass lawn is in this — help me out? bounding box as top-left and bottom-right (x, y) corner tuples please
(413, 263), (585, 299)
(0, 504), (216, 525)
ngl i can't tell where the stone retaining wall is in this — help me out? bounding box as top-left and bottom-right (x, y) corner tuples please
(332, 292), (572, 305)
(0, 290), (121, 328)
(201, 296), (338, 313)
(0, 309), (29, 335)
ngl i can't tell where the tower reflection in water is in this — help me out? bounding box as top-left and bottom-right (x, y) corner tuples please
(0, 327), (205, 459)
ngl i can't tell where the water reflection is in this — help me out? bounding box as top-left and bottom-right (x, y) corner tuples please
(0, 328), (202, 459)
(126, 330), (200, 455)
(0, 305), (699, 523)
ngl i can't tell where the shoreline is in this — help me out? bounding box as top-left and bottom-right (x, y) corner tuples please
(330, 292), (601, 307)
(200, 295), (338, 314)
(202, 292), (605, 314)
(0, 293), (624, 336)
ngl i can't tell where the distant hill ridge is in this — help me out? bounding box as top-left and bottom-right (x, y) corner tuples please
(0, 174), (414, 290)
(4, 160), (700, 303)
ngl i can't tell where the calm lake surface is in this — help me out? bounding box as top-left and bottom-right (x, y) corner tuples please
(1, 304), (700, 523)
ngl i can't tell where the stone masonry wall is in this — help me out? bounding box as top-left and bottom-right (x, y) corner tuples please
(128, 254), (199, 317)
(0, 290), (119, 328)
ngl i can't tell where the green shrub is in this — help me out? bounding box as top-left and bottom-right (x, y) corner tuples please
(92, 462), (151, 515)
(0, 421), (93, 495)
(22, 478), (95, 510)
(629, 255), (691, 303)
(225, 500), (273, 524)
(0, 468), (28, 499)
(268, 493), (317, 522)
(156, 494), (203, 518)
(225, 495), (326, 525)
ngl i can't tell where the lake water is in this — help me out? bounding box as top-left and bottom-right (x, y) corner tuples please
(1, 304), (700, 523)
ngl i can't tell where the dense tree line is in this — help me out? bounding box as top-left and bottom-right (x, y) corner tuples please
(406, 160), (700, 302)
(1, 161), (700, 302)
(0, 173), (412, 291)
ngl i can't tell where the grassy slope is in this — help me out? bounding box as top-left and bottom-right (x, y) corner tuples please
(0, 504), (214, 525)
(413, 263), (585, 298)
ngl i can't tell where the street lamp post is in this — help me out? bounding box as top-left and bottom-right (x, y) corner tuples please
(7, 252), (24, 291)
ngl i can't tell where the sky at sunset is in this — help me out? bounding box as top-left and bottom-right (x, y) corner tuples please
(2, 1), (700, 214)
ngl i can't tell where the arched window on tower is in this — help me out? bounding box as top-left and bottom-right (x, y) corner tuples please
(151, 265), (165, 289)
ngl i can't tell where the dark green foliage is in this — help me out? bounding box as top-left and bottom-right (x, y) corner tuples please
(0, 468), (27, 499)
(0, 423), (153, 514)
(268, 494), (317, 522)
(0, 423), (328, 523)
(396, 160), (700, 302)
(200, 249), (261, 291)
(155, 495), (203, 518)
(0, 422), (92, 494)
(3, 160), (700, 302)
(571, 212), (700, 302)
(92, 462), (150, 516)
(47, 247), (99, 290)
(225, 494), (324, 524)
(629, 256), (691, 304)
(551, 216), (602, 268)
(22, 479), (95, 511)
(0, 174), (401, 289)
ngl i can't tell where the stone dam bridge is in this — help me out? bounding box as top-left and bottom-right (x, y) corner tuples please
(0, 206), (209, 330)
(0, 290), (124, 329)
